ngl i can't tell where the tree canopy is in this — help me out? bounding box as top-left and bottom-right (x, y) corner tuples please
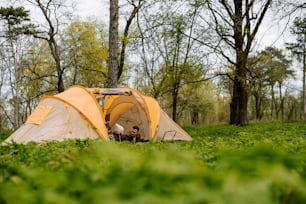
(0, 0), (305, 130)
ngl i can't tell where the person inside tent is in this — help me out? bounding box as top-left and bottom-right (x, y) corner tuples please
(122, 125), (141, 143)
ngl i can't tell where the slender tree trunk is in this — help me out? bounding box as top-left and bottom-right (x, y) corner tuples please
(172, 83), (179, 122)
(271, 86), (275, 119)
(108, 0), (119, 88)
(303, 44), (306, 120)
(11, 40), (21, 128)
(8, 24), (22, 128)
(254, 93), (261, 120)
(279, 84), (284, 120)
(191, 111), (199, 124)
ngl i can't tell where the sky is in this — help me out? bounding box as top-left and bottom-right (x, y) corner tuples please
(75, 0), (108, 21)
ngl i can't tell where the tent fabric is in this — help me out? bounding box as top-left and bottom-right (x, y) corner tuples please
(4, 98), (100, 144)
(49, 85), (108, 141)
(25, 105), (53, 125)
(4, 85), (192, 144)
(155, 110), (192, 141)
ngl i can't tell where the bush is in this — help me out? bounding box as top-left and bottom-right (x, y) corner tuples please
(0, 121), (306, 203)
(0, 129), (13, 143)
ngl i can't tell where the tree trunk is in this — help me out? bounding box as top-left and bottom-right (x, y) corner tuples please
(118, 1), (142, 80)
(191, 111), (199, 124)
(108, 0), (119, 88)
(254, 93), (261, 120)
(48, 38), (64, 92)
(229, 0), (248, 126)
(172, 83), (179, 122)
(303, 45), (306, 120)
(33, 0), (65, 92)
(270, 86), (275, 119)
(279, 84), (284, 120)
(230, 72), (248, 126)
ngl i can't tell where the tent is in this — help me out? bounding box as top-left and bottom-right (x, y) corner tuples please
(3, 85), (192, 144)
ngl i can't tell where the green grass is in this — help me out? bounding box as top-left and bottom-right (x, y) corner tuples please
(0, 121), (306, 204)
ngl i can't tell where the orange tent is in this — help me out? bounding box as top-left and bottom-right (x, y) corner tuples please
(4, 85), (192, 144)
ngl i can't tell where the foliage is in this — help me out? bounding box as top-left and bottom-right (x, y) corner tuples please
(247, 47), (295, 121)
(0, 129), (13, 143)
(0, 6), (36, 129)
(200, 0), (273, 126)
(286, 15), (306, 119)
(286, 15), (306, 62)
(22, 40), (58, 94)
(62, 21), (108, 87)
(0, 6), (35, 37)
(0, 121), (305, 203)
(133, 6), (209, 122)
(178, 81), (219, 125)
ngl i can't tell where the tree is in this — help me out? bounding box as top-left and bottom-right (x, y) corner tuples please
(108, 0), (144, 87)
(63, 21), (108, 87)
(108, 0), (119, 88)
(0, 6), (35, 128)
(19, 21), (109, 117)
(26, 0), (72, 92)
(183, 81), (217, 125)
(130, 1), (168, 97)
(118, 0), (144, 80)
(22, 40), (59, 99)
(280, 1), (306, 16)
(131, 3), (209, 122)
(203, 0), (272, 126)
(247, 47), (293, 120)
(247, 54), (269, 120)
(286, 16), (306, 119)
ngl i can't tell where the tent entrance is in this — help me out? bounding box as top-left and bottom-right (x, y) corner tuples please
(106, 102), (149, 140)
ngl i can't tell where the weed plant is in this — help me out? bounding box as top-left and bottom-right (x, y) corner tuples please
(0, 121), (305, 203)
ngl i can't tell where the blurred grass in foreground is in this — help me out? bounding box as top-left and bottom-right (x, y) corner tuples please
(0, 121), (306, 204)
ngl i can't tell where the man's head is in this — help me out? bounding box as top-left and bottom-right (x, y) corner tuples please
(131, 125), (139, 137)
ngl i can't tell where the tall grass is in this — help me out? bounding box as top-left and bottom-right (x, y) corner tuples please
(0, 121), (305, 203)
